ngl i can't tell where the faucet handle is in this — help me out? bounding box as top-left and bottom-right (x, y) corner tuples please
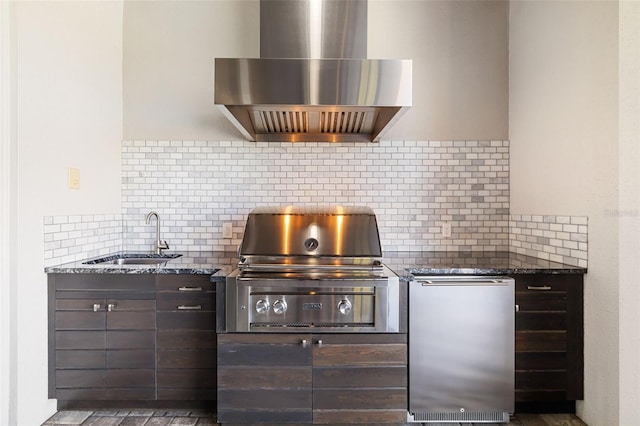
(159, 241), (170, 250)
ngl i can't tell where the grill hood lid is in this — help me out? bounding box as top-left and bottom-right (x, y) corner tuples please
(214, 0), (412, 143)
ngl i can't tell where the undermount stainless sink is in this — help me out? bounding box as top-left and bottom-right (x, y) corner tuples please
(82, 253), (182, 265)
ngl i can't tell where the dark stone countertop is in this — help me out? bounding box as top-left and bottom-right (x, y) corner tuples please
(45, 250), (586, 281)
(44, 251), (238, 279)
(383, 251), (587, 279)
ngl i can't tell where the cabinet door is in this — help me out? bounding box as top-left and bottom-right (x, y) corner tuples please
(513, 274), (583, 404)
(105, 298), (156, 400)
(312, 334), (408, 424)
(54, 296), (156, 400)
(54, 298), (108, 400)
(217, 333), (313, 424)
(156, 275), (217, 401)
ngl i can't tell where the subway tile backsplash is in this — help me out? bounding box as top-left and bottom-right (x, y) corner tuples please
(510, 214), (588, 268)
(43, 214), (122, 267)
(43, 140), (588, 268)
(121, 140), (510, 253)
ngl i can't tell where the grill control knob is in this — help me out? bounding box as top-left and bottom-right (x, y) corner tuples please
(338, 299), (352, 315)
(273, 299), (287, 315)
(255, 299), (269, 314)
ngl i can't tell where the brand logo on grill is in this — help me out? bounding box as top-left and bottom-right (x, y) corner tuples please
(303, 303), (323, 310)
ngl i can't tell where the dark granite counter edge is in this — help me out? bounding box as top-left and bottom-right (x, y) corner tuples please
(405, 266), (586, 276)
(45, 250), (587, 277)
(44, 251), (237, 276)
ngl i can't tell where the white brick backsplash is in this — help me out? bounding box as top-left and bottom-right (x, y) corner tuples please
(510, 214), (588, 267)
(43, 214), (122, 266)
(43, 140), (589, 269)
(122, 140), (510, 252)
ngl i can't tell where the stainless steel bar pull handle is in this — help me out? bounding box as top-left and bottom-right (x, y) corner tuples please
(527, 285), (552, 291)
(93, 303), (101, 312)
(317, 340), (323, 348)
(177, 305), (202, 310)
(302, 339), (308, 348)
(178, 286), (203, 292)
(107, 304), (115, 312)
(515, 304), (520, 312)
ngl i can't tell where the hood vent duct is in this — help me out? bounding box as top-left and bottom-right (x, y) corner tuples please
(214, 0), (412, 143)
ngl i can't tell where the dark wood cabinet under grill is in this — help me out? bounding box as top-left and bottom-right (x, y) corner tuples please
(512, 273), (584, 411)
(217, 333), (408, 424)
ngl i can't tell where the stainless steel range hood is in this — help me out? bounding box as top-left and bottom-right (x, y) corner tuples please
(214, 0), (412, 143)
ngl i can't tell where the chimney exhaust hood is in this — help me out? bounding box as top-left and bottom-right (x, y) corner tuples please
(214, 0), (412, 143)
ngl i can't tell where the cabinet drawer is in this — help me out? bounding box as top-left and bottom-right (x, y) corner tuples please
(514, 275), (572, 292)
(156, 292), (215, 311)
(157, 350), (216, 369)
(156, 311), (215, 331)
(156, 275), (215, 292)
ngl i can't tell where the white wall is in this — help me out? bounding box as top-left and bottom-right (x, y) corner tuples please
(0, 2), (18, 425)
(618, 1), (640, 424)
(509, 1), (620, 424)
(123, 0), (260, 140)
(123, 0), (509, 141)
(11, 1), (123, 424)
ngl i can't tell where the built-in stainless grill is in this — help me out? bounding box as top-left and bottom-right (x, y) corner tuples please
(223, 206), (399, 333)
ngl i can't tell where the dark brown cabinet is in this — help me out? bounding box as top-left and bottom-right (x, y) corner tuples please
(48, 273), (217, 408)
(217, 333), (407, 424)
(50, 274), (156, 402)
(156, 275), (217, 400)
(512, 273), (584, 410)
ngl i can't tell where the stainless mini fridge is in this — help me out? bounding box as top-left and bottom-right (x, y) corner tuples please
(408, 276), (514, 423)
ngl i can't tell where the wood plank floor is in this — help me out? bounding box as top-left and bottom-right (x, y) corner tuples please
(42, 410), (588, 426)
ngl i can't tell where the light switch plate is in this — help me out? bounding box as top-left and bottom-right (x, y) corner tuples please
(67, 168), (80, 189)
(222, 222), (233, 239)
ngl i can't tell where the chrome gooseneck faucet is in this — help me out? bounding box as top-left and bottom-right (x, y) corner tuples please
(145, 211), (169, 255)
